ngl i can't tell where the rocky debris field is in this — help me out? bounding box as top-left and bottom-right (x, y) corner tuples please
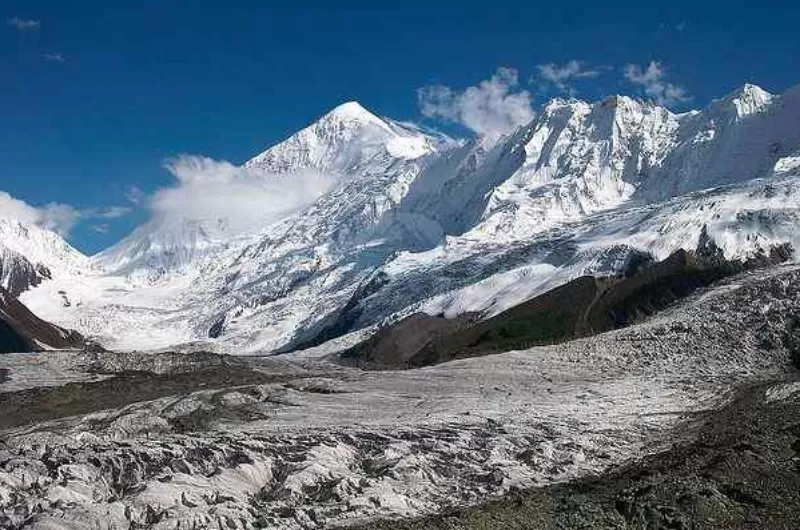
(357, 377), (800, 530)
(0, 265), (799, 529)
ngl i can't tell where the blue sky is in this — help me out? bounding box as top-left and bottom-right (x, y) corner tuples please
(1, 0), (798, 253)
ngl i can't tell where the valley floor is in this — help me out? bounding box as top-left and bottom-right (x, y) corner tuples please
(1, 266), (799, 529)
(356, 376), (800, 530)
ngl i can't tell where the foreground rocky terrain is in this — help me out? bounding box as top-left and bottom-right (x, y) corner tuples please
(1, 264), (799, 529)
(358, 378), (800, 530)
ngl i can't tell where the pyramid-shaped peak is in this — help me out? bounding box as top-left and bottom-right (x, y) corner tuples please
(716, 83), (774, 116)
(736, 83), (772, 98)
(324, 101), (384, 123)
(726, 83), (773, 104)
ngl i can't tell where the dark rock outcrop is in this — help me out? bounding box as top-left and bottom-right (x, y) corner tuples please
(340, 312), (478, 369)
(0, 286), (88, 353)
(0, 252), (52, 297)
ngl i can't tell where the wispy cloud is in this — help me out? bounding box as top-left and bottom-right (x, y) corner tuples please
(0, 191), (80, 236)
(417, 67), (534, 141)
(0, 190), (133, 238)
(623, 61), (691, 107)
(84, 206), (133, 219)
(42, 53), (65, 63)
(151, 155), (336, 233)
(536, 60), (600, 94)
(125, 185), (146, 206)
(1, 159), (337, 241)
(7, 16), (40, 31)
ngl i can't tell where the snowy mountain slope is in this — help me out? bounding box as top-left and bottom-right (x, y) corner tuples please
(235, 102), (457, 255)
(93, 102), (456, 284)
(469, 84), (800, 242)
(94, 217), (254, 281)
(636, 83), (800, 199)
(16, 83), (800, 354)
(185, 84), (800, 353)
(20, 103), (460, 350)
(245, 101), (451, 174)
(0, 285), (88, 352)
(403, 169), (800, 323)
(0, 218), (89, 297)
(396, 131), (532, 236)
(151, 156), (800, 355)
(469, 96), (677, 240)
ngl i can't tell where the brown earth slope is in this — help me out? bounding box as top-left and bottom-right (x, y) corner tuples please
(0, 286), (87, 353)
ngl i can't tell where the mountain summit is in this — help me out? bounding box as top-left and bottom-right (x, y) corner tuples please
(0, 218), (87, 297)
(245, 101), (449, 175)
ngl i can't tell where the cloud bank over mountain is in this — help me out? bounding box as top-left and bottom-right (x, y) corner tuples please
(151, 155), (337, 234)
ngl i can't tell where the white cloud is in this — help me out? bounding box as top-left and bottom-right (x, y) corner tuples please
(7, 17), (40, 31)
(0, 191), (133, 238)
(151, 155), (335, 233)
(42, 53), (65, 63)
(125, 185), (146, 206)
(623, 61), (691, 107)
(417, 67), (534, 141)
(3, 154), (331, 243)
(85, 206), (132, 219)
(536, 60), (600, 94)
(0, 191), (80, 236)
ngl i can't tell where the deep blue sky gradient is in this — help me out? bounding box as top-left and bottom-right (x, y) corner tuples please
(2, 1), (798, 252)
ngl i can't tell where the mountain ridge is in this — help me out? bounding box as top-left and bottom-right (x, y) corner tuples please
(0, 218), (88, 297)
(7, 81), (800, 354)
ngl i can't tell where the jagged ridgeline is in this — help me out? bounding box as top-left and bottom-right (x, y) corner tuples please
(1, 84), (799, 354)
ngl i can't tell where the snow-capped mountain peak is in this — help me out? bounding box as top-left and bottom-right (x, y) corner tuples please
(89, 103), (456, 281)
(324, 100), (388, 126)
(0, 218), (88, 296)
(245, 101), (448, 175)
(92, 216), (232, 279)
(468, 92), (679, 240)
(712, 83), (774, 118)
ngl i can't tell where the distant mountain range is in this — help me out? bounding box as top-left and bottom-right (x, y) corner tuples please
(3, 82), (799, 354)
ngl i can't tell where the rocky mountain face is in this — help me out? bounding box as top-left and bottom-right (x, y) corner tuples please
(0, 219), (90, 352)
(0, 286), (87, 352)
(12, 83), (800, 354)
(0, 248), (51, 298)
(0, 218), (88, 298)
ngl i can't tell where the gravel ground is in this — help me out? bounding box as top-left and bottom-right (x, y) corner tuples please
(355, 376), (800, 530)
